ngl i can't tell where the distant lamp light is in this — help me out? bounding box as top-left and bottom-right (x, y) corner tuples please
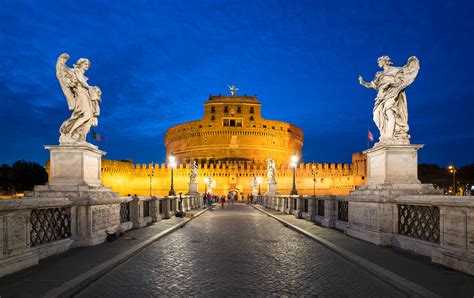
(168, 155), (176, 196)
(290, 155), (299, 195)
(257, 176), (262, 195)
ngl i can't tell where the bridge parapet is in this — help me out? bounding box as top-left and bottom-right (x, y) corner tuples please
(0, 194), (203, 278)
(255, 194), (474, 276)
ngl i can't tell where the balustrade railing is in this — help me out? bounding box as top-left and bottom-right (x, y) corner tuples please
(398, 204), (440, 243)
(143, 200), (150, 217)
(30, 208), (71, 246)
(317, 200), (325, 217)
(120, 202), (131, 223)
(337, 200), (348, 222)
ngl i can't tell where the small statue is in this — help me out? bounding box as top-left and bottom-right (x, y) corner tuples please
(358, 56), (420, 146)
(267, 157), (276, 184)
(56, 53), (102, 144)
(228, 84), (238, 96)
(251, 174), (257, 187)
(190, 160), (198, 184)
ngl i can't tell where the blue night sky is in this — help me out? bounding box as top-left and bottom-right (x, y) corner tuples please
(1, 0), (473, 166)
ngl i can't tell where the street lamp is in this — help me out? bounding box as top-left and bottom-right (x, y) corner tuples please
(448, 163), (457, 195)
(168, 155), (176, 196)
(290, 155), (299, 195)
(204, 177), (209, 194)
(257, 176), (262, 195)
(312, 163), (316, 196)
(147, 161), (154, 196)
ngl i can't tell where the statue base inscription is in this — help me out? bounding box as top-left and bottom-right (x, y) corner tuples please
(352, 144), (439, 196)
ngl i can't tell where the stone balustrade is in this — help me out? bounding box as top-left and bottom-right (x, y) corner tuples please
(0, 194), (203, 278)
(257, 194), (474, 275)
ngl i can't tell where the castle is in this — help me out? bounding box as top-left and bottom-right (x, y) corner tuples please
(99, 90), (367, 199)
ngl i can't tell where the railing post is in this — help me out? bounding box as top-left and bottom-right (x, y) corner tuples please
(295, 196), (304, 218)
(149, 196), (161, 222)
(130, 195), (147, 228)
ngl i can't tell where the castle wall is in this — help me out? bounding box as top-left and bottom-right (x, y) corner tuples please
(100, 155), (367, 198)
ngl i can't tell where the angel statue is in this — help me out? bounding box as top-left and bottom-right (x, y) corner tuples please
(267, 157), (276, 184)
(56, 53), (102, 144)
(358, 56), (420, 146)
(189, 160), (198, 184)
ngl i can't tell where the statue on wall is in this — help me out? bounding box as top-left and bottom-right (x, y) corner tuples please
(56, 53), (102, 144)
(190, 160), (198, 183)
(267, 157), (276, 184)
(358, 56), (420, 146)
(252, 174), (257, 187)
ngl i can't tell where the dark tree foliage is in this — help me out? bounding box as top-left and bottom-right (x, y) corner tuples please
(418, 163), (474, 188)
(0, 160), (48, 194)
(457, 163), (474, 185)
(418, 164), (450, 187)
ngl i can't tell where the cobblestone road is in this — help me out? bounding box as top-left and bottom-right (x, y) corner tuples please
(78, 204), (404, 297)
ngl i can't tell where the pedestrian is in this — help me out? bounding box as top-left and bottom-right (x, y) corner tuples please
(202, 193), (206, 208)
(230, 192), (234, 205)
(207, 192), (212, 207)
(221, 195), (225, 208)
(227, 193), (231, 206)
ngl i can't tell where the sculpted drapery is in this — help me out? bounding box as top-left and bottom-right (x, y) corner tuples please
(359, 56), (419, 146)
(56, 53), (102, 144)
(189, 160), (198, 184)
(267, 157), (276, 184)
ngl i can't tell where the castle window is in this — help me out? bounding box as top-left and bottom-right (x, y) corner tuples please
(250, 116), (254, 121)
(224, 106), (229, 113)
(211, 106), (215, 113)
(263, 125), (267, 128)
(250, 107), (254, 114)
(272, 126), (275, 130)
(211, 115), (215, 121)
(237, 106), (241, 113)
(223, 117), (243, 127)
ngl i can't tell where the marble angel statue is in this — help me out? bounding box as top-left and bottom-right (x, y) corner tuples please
(358, 56), (420, 146)
(267, 157), (276, 184)
(189, 160), (198, 184)
(56, 53), (102, 144)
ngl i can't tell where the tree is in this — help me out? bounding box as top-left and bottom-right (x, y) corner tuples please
(0, 164), (13, 194)
(10, 160), (48, 193)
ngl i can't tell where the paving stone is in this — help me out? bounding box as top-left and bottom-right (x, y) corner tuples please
(78, 204), (403, 297)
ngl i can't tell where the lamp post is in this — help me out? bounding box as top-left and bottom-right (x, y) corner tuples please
(290, 155), (299, 195)
(147, 161), (154, 196)
(257, 176), (262, 196)
(312, 164), (316, 196)
(448, 163), (457, 195)
(168, 155), (176, 196)
(204, 177), (209, 194)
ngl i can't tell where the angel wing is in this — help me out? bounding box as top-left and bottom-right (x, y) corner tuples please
(56, 53), (77, 110)
(398, 56), (420, 88)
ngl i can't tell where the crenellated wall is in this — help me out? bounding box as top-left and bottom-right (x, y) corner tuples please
(99, 153), (367, 198)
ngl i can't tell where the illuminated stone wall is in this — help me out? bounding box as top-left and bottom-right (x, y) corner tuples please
(100, 152), (367, 199)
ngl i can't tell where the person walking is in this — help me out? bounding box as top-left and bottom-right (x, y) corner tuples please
(221, 195), (225, 208)
(230, 192), (235, 205)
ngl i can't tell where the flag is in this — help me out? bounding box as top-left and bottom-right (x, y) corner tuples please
(368, 129), (374, 142)
(91, 130), (104, 142)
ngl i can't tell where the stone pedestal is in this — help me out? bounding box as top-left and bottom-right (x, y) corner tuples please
(252, 186), (258, 196)
(352, 144), (439, 196)
(46, 143), (105, 187)
(186, 182), (199, 196)
(265, 182), (279, 196)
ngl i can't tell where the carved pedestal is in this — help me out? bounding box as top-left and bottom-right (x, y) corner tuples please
(265, 182), (279, 196)
(186, 182), (199, 196)
(352, 144), (439, 196)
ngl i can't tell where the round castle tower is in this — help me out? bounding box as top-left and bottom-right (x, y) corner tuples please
(165, 94), (303, 164)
